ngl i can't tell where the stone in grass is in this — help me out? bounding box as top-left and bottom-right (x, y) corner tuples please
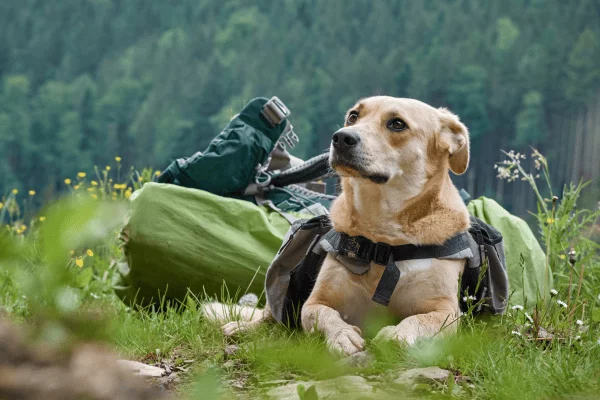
(338, 351), (374, 368)
(267, 376), (376, 400)
(116, 360), (166, 378)
(393, 367), (452, 387)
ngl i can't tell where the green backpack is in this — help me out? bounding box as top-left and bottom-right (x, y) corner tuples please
(157, 96), (334, 220)
(467, 197), (550, 306)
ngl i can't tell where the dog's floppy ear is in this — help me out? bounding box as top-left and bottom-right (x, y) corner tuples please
(437, 108), (470, 175)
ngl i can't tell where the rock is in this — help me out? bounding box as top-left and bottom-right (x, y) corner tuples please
(267, 375), (376, 400)
(224, 344), (239, 357)
(338, 351), (374, 368)
(0, 317), (169, 400)
(393, 367), (451, 387)
(116, 360), (166, 378)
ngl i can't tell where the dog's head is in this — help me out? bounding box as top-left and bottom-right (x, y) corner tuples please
(330, 96), (469, 185)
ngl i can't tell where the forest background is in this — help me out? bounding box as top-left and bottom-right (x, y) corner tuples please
(1, 0), (599, 217)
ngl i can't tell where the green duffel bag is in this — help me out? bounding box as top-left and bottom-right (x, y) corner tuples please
(112, 182), (293, 307)
(467, 196), (550, 306)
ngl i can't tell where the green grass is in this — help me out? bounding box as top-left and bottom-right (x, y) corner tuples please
(1, 150), (599, 399)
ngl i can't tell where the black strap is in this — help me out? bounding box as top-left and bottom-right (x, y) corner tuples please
(269, 153), (333, 188)
(334, 230), (471, 307)
(371, 259), (401, 306)
(337, 231), (471, 265)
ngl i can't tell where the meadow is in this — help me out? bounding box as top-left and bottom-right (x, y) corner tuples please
(1, 151), (599, 400)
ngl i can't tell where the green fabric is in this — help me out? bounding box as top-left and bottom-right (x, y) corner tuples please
(113, 182), (291, 306)
(467, 197), (550, 305)
(165, 97), (285, 195)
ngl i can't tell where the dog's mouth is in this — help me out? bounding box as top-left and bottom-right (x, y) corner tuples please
(330, 156), (390, 184)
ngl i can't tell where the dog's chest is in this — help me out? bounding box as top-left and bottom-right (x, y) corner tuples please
(342, 257), (462, 326)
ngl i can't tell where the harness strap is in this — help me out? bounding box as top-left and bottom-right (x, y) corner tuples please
(327, 229), (472, 307)
(371, 259), (401, 306)
(337, 231), (472, 265)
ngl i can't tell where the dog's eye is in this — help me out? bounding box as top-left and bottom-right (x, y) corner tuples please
(346, 112), (358, 125)
(388, 118), (408, 131)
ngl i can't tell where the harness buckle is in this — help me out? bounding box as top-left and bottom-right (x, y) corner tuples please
(341, 234), (361, 259)
(373, 242), (392, 265)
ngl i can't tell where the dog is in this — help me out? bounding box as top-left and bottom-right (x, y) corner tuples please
(206, 96), (471, 356)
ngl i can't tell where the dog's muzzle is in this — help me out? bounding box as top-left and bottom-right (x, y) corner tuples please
(332, 129), (360, 153)
(330, 129), (390, 184)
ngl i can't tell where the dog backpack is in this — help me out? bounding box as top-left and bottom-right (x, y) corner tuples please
(265, 214), (509, 328)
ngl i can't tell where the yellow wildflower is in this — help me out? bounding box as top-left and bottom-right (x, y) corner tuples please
(39, 216), (46, 222)
(75, 258), (84, 268)
(155, 171), (161, 176)
(125, 191), (132, 199)
(20, 225), (27, 232)
(74, 185), (80, 190)
(12, 189), (18, 195)
(29, 190), (36, 196)
(106, 166), (111, 171)
(91, 180), (98, 186)
(546, 218), (555, 224)
(86, 249), (94, 257)
(91, 194), (98, 200)
(64, 178), (72, 185)
(559, 254), (566, 260)
(87, 187), (95, 192)
(0, 202), (3, 210)
(115, 156), (122, 162)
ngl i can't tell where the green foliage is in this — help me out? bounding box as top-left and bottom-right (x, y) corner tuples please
(1, 1), (599, 215)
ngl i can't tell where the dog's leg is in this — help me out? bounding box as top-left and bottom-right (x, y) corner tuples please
(302, 303), (365, 356)
(374, 306), (458, 345)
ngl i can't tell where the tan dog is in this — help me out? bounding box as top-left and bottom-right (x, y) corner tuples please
(209, 96), (471, 356)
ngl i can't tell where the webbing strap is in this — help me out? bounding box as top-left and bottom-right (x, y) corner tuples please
(371, 259), (401, 306)
(327, 229), (472, 307)
(254, 192), (298, 224)
(336, 231), (471, 265)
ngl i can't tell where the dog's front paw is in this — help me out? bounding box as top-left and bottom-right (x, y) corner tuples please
(373, 325), (417, 345)
(327, 326), (365, 356)
(221, 321), (252, 337)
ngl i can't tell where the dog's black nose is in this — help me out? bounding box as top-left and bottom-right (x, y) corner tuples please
(332, 130), (360, 149)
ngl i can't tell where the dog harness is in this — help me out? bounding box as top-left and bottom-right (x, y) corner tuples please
(319, 229), (473, 306)
(265, 214), (508, 328)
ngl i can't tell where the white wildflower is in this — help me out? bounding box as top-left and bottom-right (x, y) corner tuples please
(462, 295), (476, 302)
(574, 336), (581, 341)
(525, 313), (534, 323)
(550, 289), (558, 296)
(497, 166), (511, 180)
(576, 320), (583, 326)
(511, 330), (522, 336)
(511, 305), (524, 311)
(557, 300), (568, 308)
